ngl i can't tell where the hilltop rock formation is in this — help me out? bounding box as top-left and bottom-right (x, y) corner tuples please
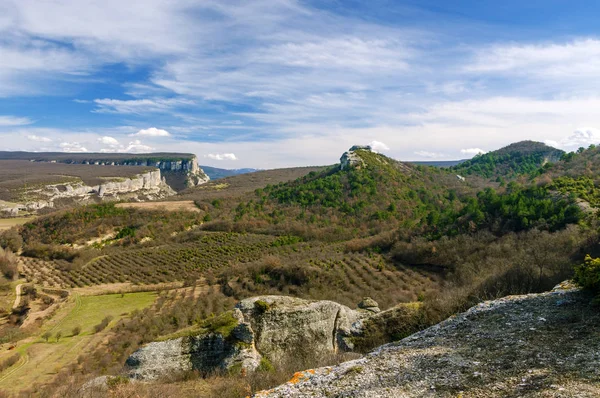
(257, 282), (600, 397)
(126, 295), (372, 380)
(340, 145), (372, 170)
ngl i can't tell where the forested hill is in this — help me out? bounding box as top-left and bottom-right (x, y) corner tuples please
(536, 143), (600, 208)
(452, 141), (565, 180)
(218, 147), (477, 239)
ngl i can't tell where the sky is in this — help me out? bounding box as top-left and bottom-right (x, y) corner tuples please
(2, 0), (600, 168)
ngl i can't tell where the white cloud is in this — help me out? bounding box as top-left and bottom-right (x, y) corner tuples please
(205, 153), (237, 161)
(122, 140), (154, 153)
(369, 140), (390, 153)
(460, 148), (486, 156)
(544, 140), (560, 148)
(98, 136), (119, 146)
(27, 134), (52, 142)
(550, 128), (600, 149)
(0, 116), (33, 126)
(414, 151), (445, 159)
(132, 128), (171, 137)
(60, 142), (88, 152)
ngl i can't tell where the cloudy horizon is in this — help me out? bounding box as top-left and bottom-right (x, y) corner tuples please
(2, 1), (600, 168)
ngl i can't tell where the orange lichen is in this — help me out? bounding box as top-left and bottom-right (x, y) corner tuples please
(289, 371), (309, 384)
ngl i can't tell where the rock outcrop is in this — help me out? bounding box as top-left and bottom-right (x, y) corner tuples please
(257, 282), (600, 397)
(340, 145), (372, 170)
(126, 296), (371, 380)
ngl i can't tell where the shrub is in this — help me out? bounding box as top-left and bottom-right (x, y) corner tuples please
(93, 316), (114, 333)
(72, 326), (82, 336)
(254, 300), (270, 314)
(0, 353), (20, 372)
(574, 255), (600, 300)
(0, 229), (23, 252)
(0, 247), (18, 280)
(257, 357), (275, 373)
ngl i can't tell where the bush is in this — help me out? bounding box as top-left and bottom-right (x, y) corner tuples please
(0, 247), (18, 280)
(574, 255), (600, 299)
(0, 353), (20, 372)
(93, 316), (114, 333)
(254, 300), (270, 314)
(0, 229), (23, 252)
(72, 326), (82, 336)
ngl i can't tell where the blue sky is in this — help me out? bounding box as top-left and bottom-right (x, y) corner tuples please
(2, 0), (600, 168)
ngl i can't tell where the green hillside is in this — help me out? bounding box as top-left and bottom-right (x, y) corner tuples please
(452, 141), (565, 180)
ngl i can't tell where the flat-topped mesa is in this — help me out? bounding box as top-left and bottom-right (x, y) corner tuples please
(0, 152), (210, 191)
(68, 156), (208, 189)
(340, 145), (373, 170)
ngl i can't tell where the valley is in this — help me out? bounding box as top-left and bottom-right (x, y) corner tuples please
(0, 141), (600, 397)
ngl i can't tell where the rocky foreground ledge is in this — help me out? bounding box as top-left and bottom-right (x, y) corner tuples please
(257, 283), (600, 398)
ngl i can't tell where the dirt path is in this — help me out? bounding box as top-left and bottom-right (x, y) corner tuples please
(12, 283), (23, 309)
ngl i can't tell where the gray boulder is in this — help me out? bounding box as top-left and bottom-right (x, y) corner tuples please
(125, 296), (369, 380)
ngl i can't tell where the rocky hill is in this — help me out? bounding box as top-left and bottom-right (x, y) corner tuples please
(257, 282), (599, 398)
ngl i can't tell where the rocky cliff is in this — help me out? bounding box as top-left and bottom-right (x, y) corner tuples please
(257, 282), (600, 397)
(126, 295), (376, 380)
(0, 170), (175, 216)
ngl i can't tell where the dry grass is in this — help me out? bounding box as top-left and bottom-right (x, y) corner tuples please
(0, 217), (35, 231)
(116, 201), (202, 213)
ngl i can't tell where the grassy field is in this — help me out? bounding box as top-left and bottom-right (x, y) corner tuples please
(0, 217), (35, 231)
(0, 291), (156, 392)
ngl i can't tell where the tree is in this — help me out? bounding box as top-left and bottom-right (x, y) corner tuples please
(71, 326), (81, 336)
(55, 331), (62, 342)
(42, 331), (51, 342)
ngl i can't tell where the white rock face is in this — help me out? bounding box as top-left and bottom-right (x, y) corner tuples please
(0, 170), (175, 216)
(340, 145), (372, 170)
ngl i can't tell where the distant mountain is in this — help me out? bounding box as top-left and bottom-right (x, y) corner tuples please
(200, 165), (259, 180)
(451, 141), (565, 179)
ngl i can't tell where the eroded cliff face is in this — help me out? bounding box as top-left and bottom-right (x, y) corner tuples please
(53, 155), (209, 190)
(0, 170), (175, 215)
